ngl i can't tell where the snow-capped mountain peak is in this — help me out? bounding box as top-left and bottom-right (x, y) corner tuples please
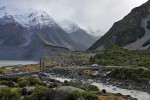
(58, 20), (80, 33)
(0, 6), (57, 28)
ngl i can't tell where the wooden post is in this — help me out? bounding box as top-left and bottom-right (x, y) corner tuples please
(40, 58), (44, 72)
(39, 58), (45, 72)
(42, 59), (44, 72)
(40, 59), (42, 71)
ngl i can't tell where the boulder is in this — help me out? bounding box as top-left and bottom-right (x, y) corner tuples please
(38, 86), (84, 100)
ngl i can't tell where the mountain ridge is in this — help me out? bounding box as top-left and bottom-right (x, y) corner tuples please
(89, 1), (150, 51)
(58, 20), (98, 50)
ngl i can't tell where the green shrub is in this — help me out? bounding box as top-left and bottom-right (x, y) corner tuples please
(0, 80), (9, 86)
(18, 80), (30, 87)
(68, 90), (99, 100)
(63, 81), (77, 87)
(63, 81), (99, 92)
(131, 98), (138, 100)
(0, 88), (21, 100)
(49, 82), (60, 88)
(81, 92), (99, 100)
(79, 85), (99, 92)
(64, 80), (69, 85)
(18, 76), (42, 86)
(31, 86), (48, 100)
(90, 45), (150, 67)
(68, 90), (81, 100)
(0, 80), (15, 87)
(109, 68), (150, 83)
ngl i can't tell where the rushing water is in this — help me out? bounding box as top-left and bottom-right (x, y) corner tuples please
(93, 82), (150, 100)
(0, 61), (39, 67)
(54, 77), (71, 82)
(53, 77), (150, 100)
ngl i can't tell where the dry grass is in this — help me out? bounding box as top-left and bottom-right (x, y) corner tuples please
(83, 70), (93, 75)
(0, 67), (12, 73)
(99, 93), (126, 100)
(20, 60), (63, 71)
(44, 60), (63, 67)
(10, 88), (19, 92)
(21, 64), (39, 71)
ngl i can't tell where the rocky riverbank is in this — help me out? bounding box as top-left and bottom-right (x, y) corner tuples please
(46, 67), (150, 94)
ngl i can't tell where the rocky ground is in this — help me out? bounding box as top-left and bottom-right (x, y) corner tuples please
(45, 66), (150, 94)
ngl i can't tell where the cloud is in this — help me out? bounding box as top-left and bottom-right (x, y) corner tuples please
(0, 0), (148, 35)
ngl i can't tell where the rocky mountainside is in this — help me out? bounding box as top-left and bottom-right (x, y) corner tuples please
(89, 0), (150, 51)
(0, 6), (97, 60)
(58, 20), (98, 50)
(0, 33), (70, 60)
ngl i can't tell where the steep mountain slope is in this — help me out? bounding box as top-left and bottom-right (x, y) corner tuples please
(89, 0), (150, 51)
(58, 20), (98, 50)
(0, 33), (70, 60)
(0, 16), (27, 46)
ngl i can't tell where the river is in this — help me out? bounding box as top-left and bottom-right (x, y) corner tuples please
(0, 61), (39, 67)
(54, 77), (150, 100)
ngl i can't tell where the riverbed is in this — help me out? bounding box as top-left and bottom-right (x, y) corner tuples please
(0, 61), (39, 67)
(54, 77), (150, 100)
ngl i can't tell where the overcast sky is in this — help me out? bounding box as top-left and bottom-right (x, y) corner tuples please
(0, 0), (148, 34)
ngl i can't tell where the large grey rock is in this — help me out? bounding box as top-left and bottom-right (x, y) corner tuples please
(38, 86), (84, 100)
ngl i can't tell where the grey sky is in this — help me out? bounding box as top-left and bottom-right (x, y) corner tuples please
(0, 0), (148, 34)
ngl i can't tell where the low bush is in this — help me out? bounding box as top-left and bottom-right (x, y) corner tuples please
(31, 86), (48, 100)
(18, 80), (30, 87)
(109, 68), (150, 83)
(17, 76), (42, 87)
(0, 88), (21, 100)
(68, 90), (99, 100)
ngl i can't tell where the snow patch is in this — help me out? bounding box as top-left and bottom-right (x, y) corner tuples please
(58, 20), (80, 33)
(84, 28), (103, 37)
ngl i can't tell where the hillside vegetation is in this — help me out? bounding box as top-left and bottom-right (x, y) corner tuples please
(90, 45), (150, 67)
(109, 68), (150, 83)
